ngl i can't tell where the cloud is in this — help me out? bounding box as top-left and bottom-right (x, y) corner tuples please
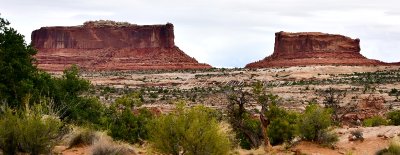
(1, 0), (400, 67)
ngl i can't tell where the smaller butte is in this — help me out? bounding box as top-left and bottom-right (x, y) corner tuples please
(246, 31), (392, 68)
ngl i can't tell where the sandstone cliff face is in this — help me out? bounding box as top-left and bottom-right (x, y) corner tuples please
(246, 31), (386, 68)
(32, 21), (211, 71)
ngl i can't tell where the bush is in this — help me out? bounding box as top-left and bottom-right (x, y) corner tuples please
(114, 92), (143, 109)
(0, 106), (63, 155)
(226, 88), (263, 149)
(107, 108), (153, 144)
(148, 104), (232, 155)
(363, 116), (388, 127)
(298, 104), (332, 142)
(236, 115), (263, 149)
(387, 110), (400, 125)
(0, 108), (20, 155)
(349, 129), (364, 141)
(19, 112), (63, 155)
(376, 140), (400, 155)
(66, 97), (105, 126)
(266, 104), (298, 145)
(317, 130), (339, 148)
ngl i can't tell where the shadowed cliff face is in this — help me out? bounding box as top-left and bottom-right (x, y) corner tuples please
(246, 31), (388, 68)
(32, 23), (175, 49)
(273, 32), (360, 56)
(31, 21), (211, 71)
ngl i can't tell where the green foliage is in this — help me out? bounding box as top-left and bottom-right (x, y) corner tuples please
(27, 65), (101, 127)
(53, 65), (90, 106)
(66, 97), (105, 126)
(389, 88), (399, 96)
(317, 130), (339, 148)
(104, 92), (152, 144)
(0, 15), (38, 107)
(0, 108), (20, 155)
(376, 141), (400, 155)
(266, 104), (298, 145)
(108, 108), (153, 144)
(298, 104), (332, 141)
(226, 88), (263, 150)
(0, 106), (63, 155)
(114, 92), (143, 109)
(236, 115), (263, 149)
(18, 111), (63, 155)
(387, 110), (400, 126)
(148, 104), (232, 155)
(363, 116), (388, 127)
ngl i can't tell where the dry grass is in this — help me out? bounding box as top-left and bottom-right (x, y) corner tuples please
(66, 127), (99, 148)
(60, 126), (136, 155)
(91, 136), (135, 155)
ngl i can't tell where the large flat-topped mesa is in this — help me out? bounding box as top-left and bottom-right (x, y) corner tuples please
(245, 31), (386, 68)
(32, 20), (211, 71)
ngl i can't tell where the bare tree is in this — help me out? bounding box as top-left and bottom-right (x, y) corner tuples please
(320, 87), (345, 123)
(252, 81), (273, 151)
(226, 87), (263, 149)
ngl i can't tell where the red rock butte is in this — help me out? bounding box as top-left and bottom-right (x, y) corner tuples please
(31, 20), (211, 71)
(245, 31), (390, 68)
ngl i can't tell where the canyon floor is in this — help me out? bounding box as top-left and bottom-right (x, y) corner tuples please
(54, 65), (400, 155)
(79, 65), (400, 111)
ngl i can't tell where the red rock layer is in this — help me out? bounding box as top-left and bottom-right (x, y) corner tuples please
(32, 21), (211, 71)
(246, 31), (387, 68)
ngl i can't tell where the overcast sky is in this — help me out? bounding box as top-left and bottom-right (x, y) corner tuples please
(1, 0), (400, 67)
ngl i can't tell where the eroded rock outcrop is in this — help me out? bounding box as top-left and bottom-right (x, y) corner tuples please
(32, 20), (211, 71)
(246, 31), (386, 68)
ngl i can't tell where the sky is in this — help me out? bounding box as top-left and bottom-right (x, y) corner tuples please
(1, 0), (400, 68)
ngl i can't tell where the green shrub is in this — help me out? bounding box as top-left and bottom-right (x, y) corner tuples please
(226, 88), (263, 150)
(266, 104), (298, 145)
(114, 92), (143, 109)
(236, 115), (263, 149)
(0, 109), (20, 155)
(0, 106), (63, 155)
(298, 104), (332, 142)
(363, 116), (388, 127)
(66, 97), (105, 126)
(18, 112), (63, 155)
(376, 141), (400, 155)
(317, 130), (339, 148)
(108, 108), (153, 144)
(148, 104), (232, 155)
(387, 110), (400, 125)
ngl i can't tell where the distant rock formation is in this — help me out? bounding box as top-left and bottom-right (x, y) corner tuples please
(32, 20), (211, 71)
(245, 31), (387, 68)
